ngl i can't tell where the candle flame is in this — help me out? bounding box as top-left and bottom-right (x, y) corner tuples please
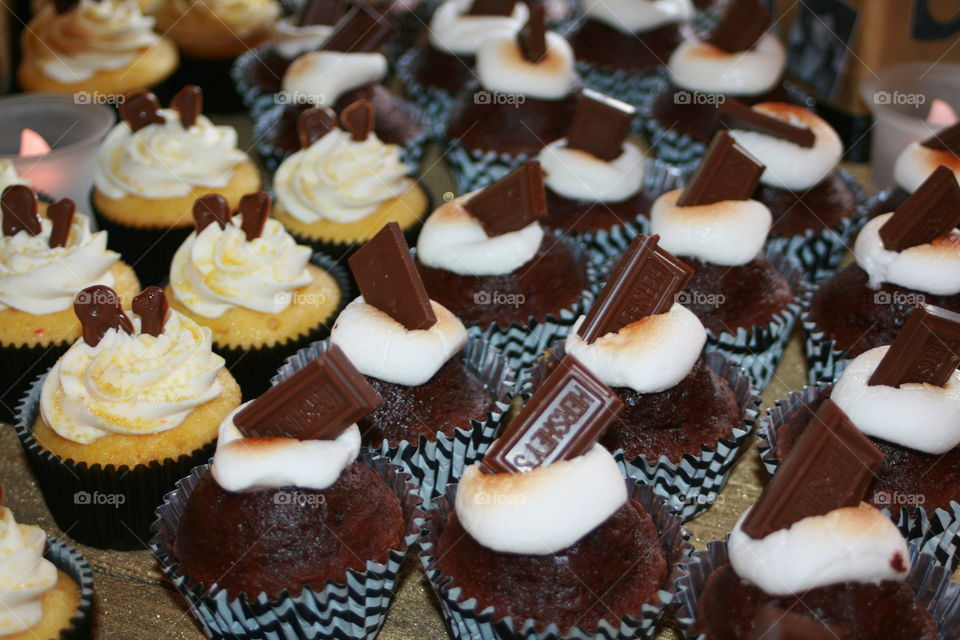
(19, 129), (52, 158)
(927, 99), (959, 128)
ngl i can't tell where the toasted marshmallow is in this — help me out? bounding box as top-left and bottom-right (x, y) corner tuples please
(893, 142), (960, 194)
(282, 50), (387, 106)
(728, 103), (843, 191)
(854, 213), (960, 295)
(274, 16), (333, 58)
(476, 31), (576, 100)
(540, 138), (644, 202)
(650, 188), (772, 266)
(428, 0), (529, 56)
(583, 0), (693, 34)
(668, 32), (785, 96)
(331, 297), (468, 386)
(729, 503), (910, 596)
(565, 304), (705, 393)
(416, 194), (543, 276)
(456, 444), (627, 554)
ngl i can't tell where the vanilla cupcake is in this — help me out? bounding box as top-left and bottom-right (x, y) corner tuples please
(17, 0), (177, 95)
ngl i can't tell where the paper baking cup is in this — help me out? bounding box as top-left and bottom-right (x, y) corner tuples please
(444, 142), (532, 193)
(764, 169), (868, 283)
(419, 481), (692, 640)
(525, 345), (759, 521)
(271, 336), (517, 504)
(15, 375), (216, 550)
(215, 251), (354, 399)
(396, 50), (458, 141)
(45, 536), (95, 640)
(757, 383), (960, 571)
(150, 454), (424, 640)
(576, 63), (666, 130)
(674, 538), (960, 639)
(0, 339), (69, 424)
(230, 44), (284, 119)
(700, 252), (805, 392)
(799, 281), (852, 385)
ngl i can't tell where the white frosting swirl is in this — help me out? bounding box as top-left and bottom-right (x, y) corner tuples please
(416, 195), (544, 276)
(169, 216), (313, 318)
(0, 214), (119, 315)
(668, 32), (785, 96)
(331, 297), (468, 386)
(853, 213), (960, 295)
(33, 0), (160, 83)
(274, 16), (333, 59)
(428, 0), (529, 55)
(274, 128), (411, 224)
(94, 108), (246, 200)
(728, 103), (843, 191)
(0, 161), (28, 191)
(476, 31), (577, 100)
(456, 444), (627, 554)
(282, 51), (387, 106)
(539, 138), (644, 202)
(40, 311), (225, 444)
(832, 346), (960, 455)
(0, 507), (58, 635)
(650, 189), (772, 266)
(893, 142), (960, 194)
(211, 404), (362, 492)
(728, 503), (909, 596)
(583, 0), (692, 34)
(564, 304), (706, 393)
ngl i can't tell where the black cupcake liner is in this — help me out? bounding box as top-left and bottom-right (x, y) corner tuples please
(272, 335), (517, 504)
(45, 536), (95, 640)
(15, 375), (217, 550)
(156, 55), (246, 114)
(395, 49), (458, 141)
(444, 142), (531, 193)
(230, 44), (284, 120)
(150, 454), (425, 640)
(0, 339), (69, 425)
(673, 537), (960, 639)
(757, 383), (960, 571)
(525, 345), (759, 521)
(418, 480), (692, 640)
(799, 280), (851, 384)
(214, 251), (353, 399)
(575, 63), (666, 132)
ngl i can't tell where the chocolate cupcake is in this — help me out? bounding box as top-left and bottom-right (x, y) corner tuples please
(645, 0), (797, 166)
(397, 0), (530, 139)
(721, 100), (865, 281)
(419, 355), (690, 638)
(416, 162), (597, 367)
(152, 346), (423, 639)
(650, 131), (802, 389)
(805, 166), (960, 383)
(444, 6), (581, 191)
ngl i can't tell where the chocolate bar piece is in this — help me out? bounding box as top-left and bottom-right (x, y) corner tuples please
(751, 606), (834, 640)
(74, 285), (134, 347)
(740, 399), (883, 539)
(348, 222), (437, 330)
(869, 305), (960, 388)
(322, 4), (396, 53)
(920, 121), (960, 155)
(170, 85), (202, 129)
(47, 198), (76, 249)
(467, 0), (515, 16)
(676, 131), (765, 207)
(1, 185), (40, 237)
(299, 0), (347, 26)
(193, 194), (232, 232)
(297, 106), (338, 148)
(239, 191), (271, 241)
(120, 89), (165, 133)
(577, 235), (694, 343)
(340, 99), (374, 142)
(705, 0), (771, 53)
(233, 345), (382, 440)
(481, 355), (623, 474)
(463, 162), (548, 236)
(566, 89), (635, 161)
(518, 5), (547, 63)
(132, 286), (169, 337)
(719, 99), (815, 148)
(879, 165), (960, 251)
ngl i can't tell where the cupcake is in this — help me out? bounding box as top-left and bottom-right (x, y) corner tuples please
(165, 190), (346, 398)
(271, 102), (429, 256)
(721, 99), (865, 281)
(0, 493), (94, 640)
(646, 0), (797, 165)
(419, 354), (690, 638)
(17, 0), (178, 95)
(566, 0), (693, 115)
(761, 304), (960, 567)
(397, 0), (529, 139)
(415, 162), (597, 368)
(0, 185), (140, 423)
(444, 5), (581, 191)
(16, 284), (242, 549)
(527, 234), (758, 519)
(649, 131), (803, 389)
(805, 165), (960, 383)
(151, 345), (423, 639)
(92, 86), (261, 286)
(676, 400), (949, 638)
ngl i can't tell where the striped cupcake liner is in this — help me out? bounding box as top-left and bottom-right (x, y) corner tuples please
(230, 44), (283, 120)
(575, 63), (667, 131)
(395, 49), (459, 141)
(418, 481), (692, 640)
(444, 142), (532, 193)
(271, 336), (517, 505)
(46, 536), (95, 640)
(799, 281), (852, 385)
(150, 454), (425, 640)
